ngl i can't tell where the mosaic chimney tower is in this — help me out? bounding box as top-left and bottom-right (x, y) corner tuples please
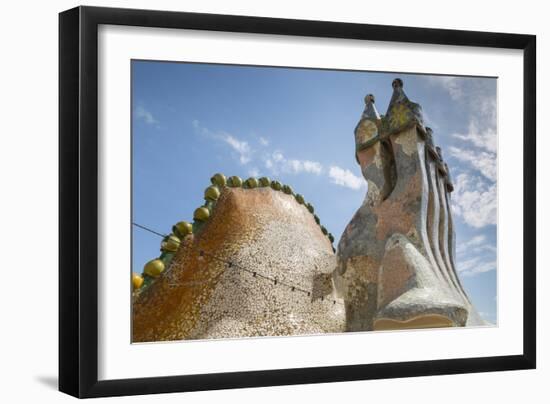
(334, 78), (485, 331)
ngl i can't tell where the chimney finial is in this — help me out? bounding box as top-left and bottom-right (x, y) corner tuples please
(360, 93), (380, 121)
(385, 78), (425, 133)
(392, 78), (403, 89)
(364, 94), (376, 104)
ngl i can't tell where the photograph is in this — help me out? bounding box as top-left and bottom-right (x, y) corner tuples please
(130, 61), (497, 343)
(0, 0), (542, 401)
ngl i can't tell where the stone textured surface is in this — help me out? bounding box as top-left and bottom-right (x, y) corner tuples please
(334, 79), (486, 331)
(133, 187), (344, 342)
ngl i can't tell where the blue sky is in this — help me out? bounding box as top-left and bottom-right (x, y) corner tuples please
(132, 60), (497, 324)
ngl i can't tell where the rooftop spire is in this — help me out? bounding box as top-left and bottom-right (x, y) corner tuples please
(354, 93), (381, 161)
(361, 93), (381, 121)
(384, 78), (425, 134)
(386, 78), (408, 114)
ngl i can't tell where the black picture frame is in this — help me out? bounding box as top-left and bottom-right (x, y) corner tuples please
(59, 5), (536, 398)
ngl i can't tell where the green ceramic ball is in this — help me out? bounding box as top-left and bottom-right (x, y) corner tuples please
(320, 226), (328, 235)
(282, 184), (293, 195)
(328, 233), (335, 243)
(270, 180), (282, 191)
(143, 259), (165, 278)
(173, 221), (193, 238)
(314, 215), (320, 224)
(161, 234), (180, 252)
(306, 203), (314, 213)
(204, 185), (221, 201)
(259, 176), (270, 187)
(210, 173), (227, 187)
(228, 176), (243, 187)
(245, 177), (259, 189)
(194, 206), (210, 221)
(295, 194), (305, 204)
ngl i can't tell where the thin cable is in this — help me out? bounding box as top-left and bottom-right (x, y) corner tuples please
(132, 222), (167, 238)
(133, 222), (343, 306)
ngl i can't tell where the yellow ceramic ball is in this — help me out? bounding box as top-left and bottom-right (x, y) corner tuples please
(174, 221), (193, 238)
(143, 259), (165, 278)
(204, 185), (221, 201)
(161, 234), (180, 252)
(132, 273), (144, 289)
(194, 206), (210, 221)
(210, 173), (227, 187)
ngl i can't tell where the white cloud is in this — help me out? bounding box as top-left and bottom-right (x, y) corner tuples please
(456, 235), (486, 254)
(456, 234), (496, 256)
(193, 120), (363, 191)
(328, 166), (365, 190)
(222, 134), (251, 164)
(442, 81), (497, 230)
(289, 159), (323, 175)
(429, 76), (497, 142)
(451, 122), (497, 154)
(263, 151), (365, 191)
(455, 233), (497, 278)
(478, 97), (497, 124)
(448, 146), (496, 182)
(457, 255), (496, 277)
(451, 173), (496, 228)
(427, 75), (497, 126)
(472, 244), (496, 254)
(192, 120), (251, 165)
(263, 151), (323, 176)
(272, 151), (284, 162)
(135, 106), (157, 124)
(449, 126), (497, 232)
(428, 76), (463, 100)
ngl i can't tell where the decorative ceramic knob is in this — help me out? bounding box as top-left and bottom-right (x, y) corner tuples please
(392, 78), (403, 89)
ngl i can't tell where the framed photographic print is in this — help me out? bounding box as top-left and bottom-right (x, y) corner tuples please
(59, 6), (536, 398)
